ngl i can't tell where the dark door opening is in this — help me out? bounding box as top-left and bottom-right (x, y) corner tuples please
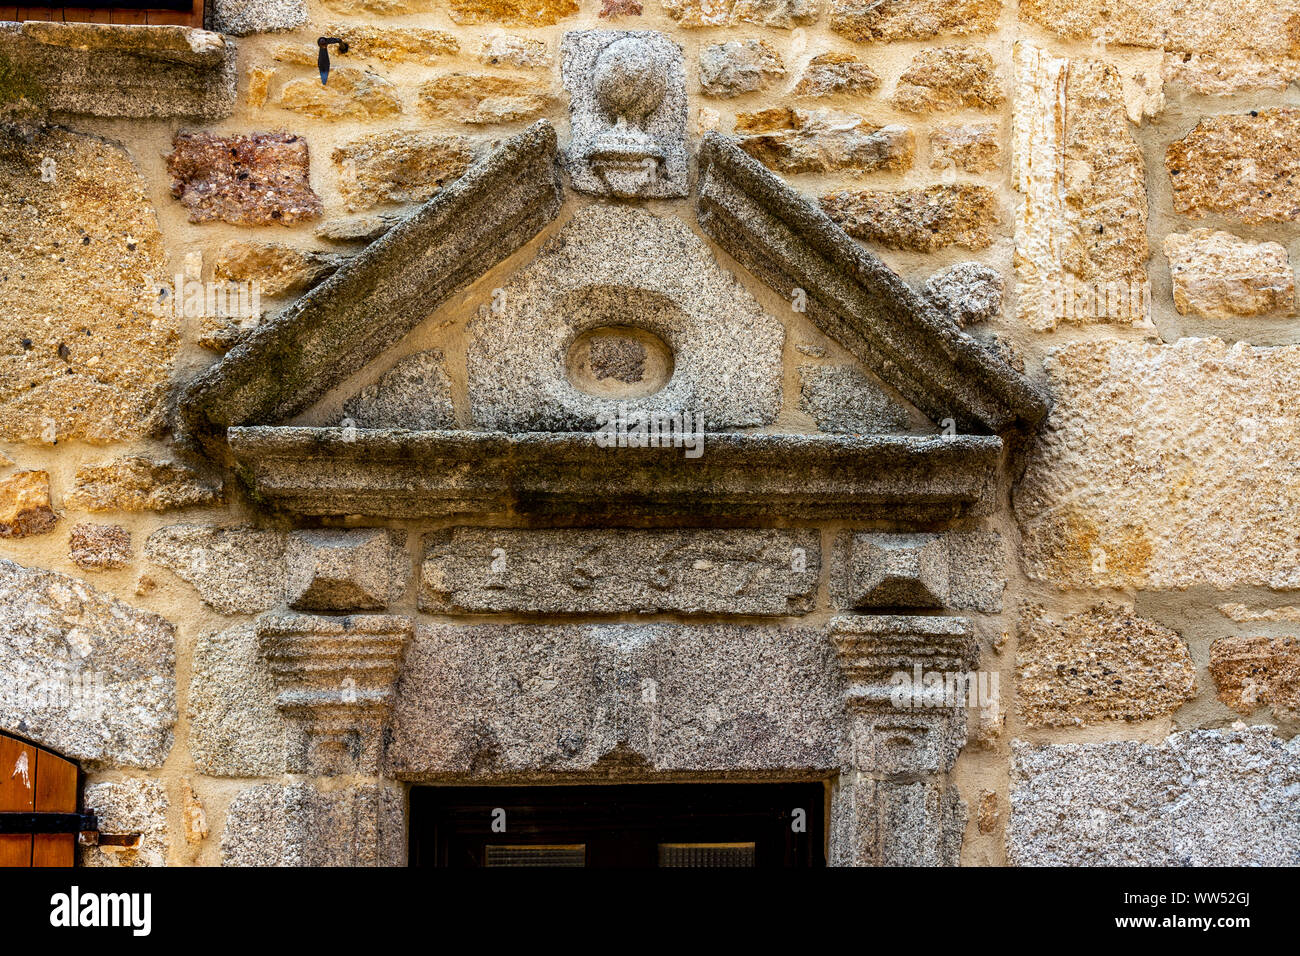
(410, 783), (826, 868)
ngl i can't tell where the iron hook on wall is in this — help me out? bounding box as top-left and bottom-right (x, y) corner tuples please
(318, 37), (349, 86)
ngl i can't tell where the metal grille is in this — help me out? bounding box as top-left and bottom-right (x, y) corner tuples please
(484, 844), (587, 867)
(658, 842), (757, 867)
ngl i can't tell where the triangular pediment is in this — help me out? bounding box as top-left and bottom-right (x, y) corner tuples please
(178, 119), (1045, 522)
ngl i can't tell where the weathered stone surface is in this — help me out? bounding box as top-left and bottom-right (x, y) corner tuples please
(286, 528), (407, 611)
(188, 622), (285, 777)
(1017, 339), (1300, 590)
(831, 531), (1004, 612)
(924, 262), (1004, 327)
(328, 24), (458, 64)
(699, 39), (785, 98)
(1168, 110), (1300, 225)
(418, 73), (552, 124)
(466, 204), (783, 431)
(0, 128), (179, 443)
(792, 51), (879, 97)
(320, 0), (433, 11)
(81, 779), (168, 868)
(1210, 636), (1300, 720)
(332, 131), (475, 212)
(600, 0), (643, 16)
(420, 528), (819, 615)
(1014, 46), (1150, 330)
(315, 214), (399, 244)
(279, 69), (403, 121)
(561, 31), (688, 199)
(0, 470), (56, 537)
(479, 32), (552, 67)
(1163, 230), (1295, 318)
(0, 22), (235, 119)
(929, 123), (1000, 173)
(211, 0), (306, 34)
(67, 456), (222, 512)
(736, 109), (913, 174)
(836, 777), (965, 866)
(821, 184), (996, 252)
(182, 779), (208, 844)
(798, 365), (913, 433)
(1020, 0), (1300, 92)
(214, 241), (345, 298)
(167, 132), (322, 226)
(831, 0), (1001, 41)
(389, 622), (844, 776)
(1219, 604), (1300, 624)
(342, 350), (454, 429)
(1017, 605), (1196, 727)
(230, 428), (1003, 521)
(69, 523), (131, 571)
(447, 0), (579, 25)
(144, 525), (287, 614)
(890, 47), (1003, 113)
(696, 133), (1047, 433)
(181, 122), (562, 439)
(0, 558), (175, 768)
(663, 0), (820, 27)
(1009, 728), (1300, 866)
(222, 783), (405, 866)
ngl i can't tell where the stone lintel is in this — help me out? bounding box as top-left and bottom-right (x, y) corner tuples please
(228, 427), (1003, 520)
(696, 132), (1047, 435)
(256, 613), (413, 775)
(180, 121), (564, 443)
(0, 22), (237, 119)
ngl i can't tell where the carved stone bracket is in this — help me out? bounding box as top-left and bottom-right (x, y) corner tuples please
(257, 613), (413, 776)
(829, 614), (980, 866)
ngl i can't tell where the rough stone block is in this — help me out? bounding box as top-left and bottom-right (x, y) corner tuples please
(331, 132), (474, 212)
(736, 109), (913, 174)
(388, 622), (844, 777)
(929, 123), (1000, 173)
(325, 24), (458, 64)
(1210, 636), (1300, 721)
(793, 51), (879, 96)
(465, 204), (784, 431)
(188, 622), (286, 777)
(1164, 229), (1295, 318)
(1016, 338), (1300, 590)
(1016, 605), (1196, 727)
(69, 523), (131, 571)
(167, 132), (322, 226)
(285, 528), (407, 611)
(447, 0), (579, 25)
(478, 32), (551, 68)
(664, 0), (820, 28)
(799, 365), (914, 434)
(1014, 46), (1149, 330)
(144, 525), (288, 614)
(222, 782), (405, 866)
(420, 527), (819, 615)
(1167, 109), (1300, 225)
(831, 0), (1001, 41)
(211, 0), (306, 34)
(699, 39), (785, 97)
(831, 531), (1004, 612)
(1009, 728), (1300, 865)
(81, 778), (169, 867)
(418, 73), (553, 123)
(820, 184), (996, 252)
(0, 128), (180, 444)
(0, 470), (57, 538)
(279, 68), (403, 121)
(0, 558), (175, 768)
(890, 47), (1004, 113)
(923, 262), (1004, 327)
(836, 776), (965, 866)
(67, 457), (222, 513)
(213, 242), (346, 299)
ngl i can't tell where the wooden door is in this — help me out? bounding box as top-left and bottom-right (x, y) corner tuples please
(0, 733), (78, 867)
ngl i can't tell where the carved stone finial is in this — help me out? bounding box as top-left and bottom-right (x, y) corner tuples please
(257, 613), (413, 775)
(562, 30), (687, 199)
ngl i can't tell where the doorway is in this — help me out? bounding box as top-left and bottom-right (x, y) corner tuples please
(410, 782), (826, 868)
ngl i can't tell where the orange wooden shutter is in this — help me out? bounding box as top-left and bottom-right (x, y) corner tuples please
(0, 733), (79, 867)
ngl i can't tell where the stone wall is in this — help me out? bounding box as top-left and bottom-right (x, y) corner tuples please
(0, 0), (1297, 867)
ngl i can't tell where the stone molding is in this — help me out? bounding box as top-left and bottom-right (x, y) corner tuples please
(228, 427), (1002, 520)
(696, 132), (1048, 435)
(256, 613), (413, 775)
(181, 121), (564, 443)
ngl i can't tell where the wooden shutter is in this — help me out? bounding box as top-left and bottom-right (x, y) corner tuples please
(0, 1), (205, 26)
(0, 733), (78, 868)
